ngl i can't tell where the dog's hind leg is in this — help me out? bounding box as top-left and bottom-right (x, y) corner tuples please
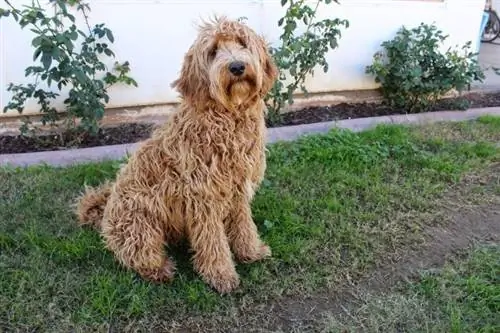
(101, 194), (176, 282)
(185, 200), (240, 294)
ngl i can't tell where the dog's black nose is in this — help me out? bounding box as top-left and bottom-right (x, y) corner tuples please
(229, 61), (245, 76)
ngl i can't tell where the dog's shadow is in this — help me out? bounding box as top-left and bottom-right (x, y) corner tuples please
(127, 235), (274, 293)
(124, 239), (201, 285)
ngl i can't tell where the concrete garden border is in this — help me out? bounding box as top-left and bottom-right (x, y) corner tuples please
(1, 107), (500, 167)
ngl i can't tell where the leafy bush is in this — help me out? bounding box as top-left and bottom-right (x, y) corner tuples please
(365, 23), (485, 113)
(0, 0), (137, 136)
(265, 0), (349, 125)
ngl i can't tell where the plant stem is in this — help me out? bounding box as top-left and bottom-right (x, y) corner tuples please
(3, 0), (15, 10)
(304, 0), (320, 35)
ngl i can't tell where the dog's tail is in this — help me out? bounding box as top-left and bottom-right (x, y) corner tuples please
(74, 181), (113, 229)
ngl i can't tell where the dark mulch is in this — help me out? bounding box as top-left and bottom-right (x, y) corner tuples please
(0, 123), (154, 154)
(2, 91), (500, 155)
(277, 91), (500, 126)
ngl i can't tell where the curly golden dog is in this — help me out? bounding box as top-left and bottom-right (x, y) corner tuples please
(75, 16), (278, 294)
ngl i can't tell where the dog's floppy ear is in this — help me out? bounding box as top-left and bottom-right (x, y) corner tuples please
(258, 38), (279, 97)
(171, 47), (209, 101)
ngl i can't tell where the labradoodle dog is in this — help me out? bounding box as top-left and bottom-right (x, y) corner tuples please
(75, 16), (278, 294)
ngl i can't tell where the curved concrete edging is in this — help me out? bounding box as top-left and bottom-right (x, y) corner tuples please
(1, 107), (500, 167)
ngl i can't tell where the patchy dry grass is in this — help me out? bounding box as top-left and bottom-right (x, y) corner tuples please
(1, 117), (499, 331)
(411, 115), (500, 144)
(323, 244), (500, 333)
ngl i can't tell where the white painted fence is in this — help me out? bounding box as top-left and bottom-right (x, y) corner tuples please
(0, 0), (485, 116)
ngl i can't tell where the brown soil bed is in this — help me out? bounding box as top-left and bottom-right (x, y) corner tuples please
(2, 91), (500, 154)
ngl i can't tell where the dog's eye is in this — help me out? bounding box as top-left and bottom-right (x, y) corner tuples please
(208, 46), (218, 59)
(238, 38), (247, 48)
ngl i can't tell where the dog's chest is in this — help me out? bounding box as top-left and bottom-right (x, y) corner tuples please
(223, 126), (260, 165)
(209, 118), (263, 174)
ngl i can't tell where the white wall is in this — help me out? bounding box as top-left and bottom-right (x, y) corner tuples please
(0, 0), (485, 116)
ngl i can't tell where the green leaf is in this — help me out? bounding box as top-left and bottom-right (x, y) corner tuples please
(69, 30), (78, 40)
(286, 21), (297, 33)
(64, 39), (74, 53)
(105, 29), (115, 43)
(95, 28), (106, 38)
(281, 0), (288, 6)
(74, 69), (87, 83)
(25, 66), (44, 76)
(104, 48), (114, 57)
(32, 36), (43, 47)
(33, 48), (42, 61)
(128, 78), (139, 87)
(58, 1), (67, 13)
(0, 9), (10, 17)
(95, 106), (105, 117)
(57, 80), (68, 91)
(329, 38), (338, 49)
(41, 52), (52, 70)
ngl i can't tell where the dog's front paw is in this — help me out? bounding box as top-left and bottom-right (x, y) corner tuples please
(236, 242), (272, 263)
(204, 270), (240, 294)
(138, 260), (176, 283)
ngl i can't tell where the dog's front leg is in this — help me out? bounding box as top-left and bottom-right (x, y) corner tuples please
(225, 193), (271, 263)
(186, 200), (240, 294)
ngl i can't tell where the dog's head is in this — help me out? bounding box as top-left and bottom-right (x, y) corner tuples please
(171, 16), (278, 110)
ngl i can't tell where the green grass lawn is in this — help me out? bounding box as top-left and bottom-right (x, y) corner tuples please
(1, 117), (499, 331)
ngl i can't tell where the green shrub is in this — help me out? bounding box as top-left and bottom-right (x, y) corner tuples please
(265, 0), (349, 125)
(0, 0), (137, 137)
(365, 23), (484, 113)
